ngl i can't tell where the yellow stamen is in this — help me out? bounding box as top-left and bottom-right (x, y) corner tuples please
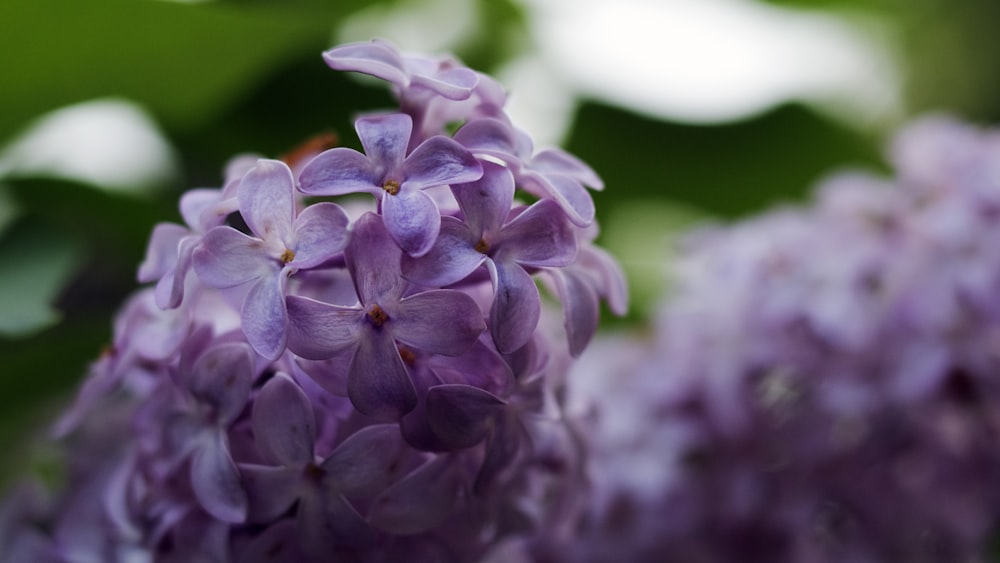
(280, 248), (296, 264)
(383, 179), (401, 196)
(367, 304), (389, 327)
(474, 239), (489, 254)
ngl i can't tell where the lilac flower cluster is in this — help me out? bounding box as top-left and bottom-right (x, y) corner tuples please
(518, 116), (1000, 563)
(0, 39), (625, 562)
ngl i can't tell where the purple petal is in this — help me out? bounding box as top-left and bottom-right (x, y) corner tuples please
(193, 226), (272, 289)
(393, 290), (485, 356)
(493, 199), (577, 267)
(382, 187), (441, 257)
(190, 432), (248, 523)
(323, 39), (408, 88)
(188, 342), (254, 424)
(285, 296), (361, 360)
(400, 217), (483, 287)
(356, 113), (411, 169)
(401, 136), (483, 191)
(138, 223), (186, 283)
(488, 260), (541, 354)
(409, 65), (478, 100)
(452, 160), (515, 236)
(290, 202), (350, 269)
(531, 148), (604, 190)
(322, 423), (415, 497)
(238, 159), (296, 244)
(238, 520), (307, 563)
(368, 456), (460, 535)
(454, 117), (518, 158)
(298, 491), (376, 553)
(549, 268), (600, 357)
(346, 213), (406, 303)
(242, 274), (288, 361)
(347, 328), (417, 419)
(240, 464), (302, 523)
(475, 413), (528, 494)
(179, 188), (224, 231)
(253, 373), (316, 466)
(154, 236), (197, 309)
(427, 340), (513, 395)
(523, 172), (595, 226)
(425, 384), (505, 449)
(581, 245), (629, 316)
(298, 148), (382, 196)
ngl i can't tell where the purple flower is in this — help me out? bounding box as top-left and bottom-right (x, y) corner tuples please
(286, 212), (486, 419)
(298, 112), (482, 256)
(193, 159), (350, 360)
(402, 161), (577, 353)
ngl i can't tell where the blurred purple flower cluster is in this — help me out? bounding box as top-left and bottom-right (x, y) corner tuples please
(519, 116), (1000, 563)
(0, 39), (626, 562)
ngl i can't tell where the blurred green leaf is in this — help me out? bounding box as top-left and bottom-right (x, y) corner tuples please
(0, 0), (389, 141)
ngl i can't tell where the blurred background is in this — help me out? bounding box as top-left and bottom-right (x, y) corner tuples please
(1, 0), (999, 483)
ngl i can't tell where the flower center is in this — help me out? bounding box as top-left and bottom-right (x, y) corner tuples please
(383, 179), (401, 196)
(280, 248), (296, 264)
(367, 304), (389, 327)
(474, 239), (489, 254)
(303, 463), (326, 483)
(398, 346), (417, 367)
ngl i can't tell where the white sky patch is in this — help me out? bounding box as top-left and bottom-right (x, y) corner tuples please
(0, 99), (178, 193)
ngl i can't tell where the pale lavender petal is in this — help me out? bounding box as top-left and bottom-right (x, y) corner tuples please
(290, 202), (350, 269)
(425, 384), (505, 449)
(493, 199), (577, 267)
(582, 245), (630, 316)
(356, 113), (411, 168)
(488, 260), (541, 354)
(409, 65), (478, 100)
(238, 159), (296, 244)
(242, 274), (288, 361)
(155, 236), (198, 309)
(285, 296), (361, 360)
(400, 136), (483, 191)
(191, 433), (248, 523)
(524, 172), (595, 226)
(346, 213), (406, 303)
(188, 342), (254, 424)
(323, 39), (408, 88)
(179, 188), (224, 231)
(253, 373), (316, 466)
(550, 268), (600, 357)
(393, 290), (485, 356)
(400, 217), (483, 287)
(382, 187), (441, 257)
(368, 456), (460, 535)
(138, 223), (186, 283)
(453, 117), (518, 158)
(193, 226), (272, 288)
(240, 464), (301, 523)
(298, 148), (382, 196)
(451, 160), (515, 235)
(531, 148), (604, 190)
(322, 423), (415, 497)
(347, 328), (417, 419)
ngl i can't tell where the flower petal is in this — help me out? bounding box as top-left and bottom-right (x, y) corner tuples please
(522, 172), (595, 226)
(253, 373), (316, 466)
(382, 188), (441, 257)
(285, 296), (361, 360)
(154, 236), (197, 309)
(240, 464), (302, 523)
(400, 136), (483, 191)
(368, 455), (460, 535)
(401, 217), (483, 287)
(138, 223), (186, 283)
(488, 260), (541, 354)
(298, 491), (376, 554)
(347, 328), (418, 419)
(188, 342), (254, 424)
(323, 39), (408, 88)
(409, 65), (478, 100)
(190, 432), (248, 523)
(474, 412), (528, 494)
(179, 188), (224, 231)
(531, 148), (604, 190)
(393, 290), (485, 356)
(322, 423), (417, 497)
(549, 268), (600, 357)
(290, 202), (350, 269)
(298, 148), (381, 196)
(425, 384), (505, 449)
(242, 274), (288, 361)
(193, 226), (271, 289)
(356, 113), (411, 169)
(454, 117), (518, 159)
(346, 213), (406, 303)
(493, 199), (577, 268)
(451, 160), (515, 236)
(238, 159), (296, 244)
(427, 339), (513, 395)
(238, 520), (307, 563)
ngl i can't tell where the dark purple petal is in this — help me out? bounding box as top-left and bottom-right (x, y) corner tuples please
(393, 290), (485, 356)
(488, 260), (541, 354)
(474, 412), (528, 494)
(382, 187), (441, 257)
(285, 296), (361, 360)
(290, 202), (350, 269)
(425, 384), (505, 449)
(427, 339), (513, 395)
(346, 213), (405, 303)
(400, 136), (483, 191)
(238, 159), (296, 244)
(347, 328), (417, 419)
(401, 217), (483, 287)
(298, 491), (376, 553)
(523, 172), (595, 226)
(493, 199), (577, 267)
(238, 520), (307, 563)
(190, 432), (248, 523)
(323, 39), (408, 88)
(322, 423), (415, 497)
(188, 342), (254, 424)
(549, 268), (600, 357)
(531, 148), (604, 190)
(193, 226), (272, 288)
(240, 464), (302, 523)
(452, 160), (515, 236)
(242, 274), (289, 361)
(138, 223), (186, 283)
(368, 455), (460, 535)
(298, 148), (382, 196)
(252, 373), (316, 466)
(356, 113), (411, 169)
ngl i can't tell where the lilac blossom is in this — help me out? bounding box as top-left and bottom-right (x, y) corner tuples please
(194, 158), (350, 359)
(298, 112), (482, 256)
